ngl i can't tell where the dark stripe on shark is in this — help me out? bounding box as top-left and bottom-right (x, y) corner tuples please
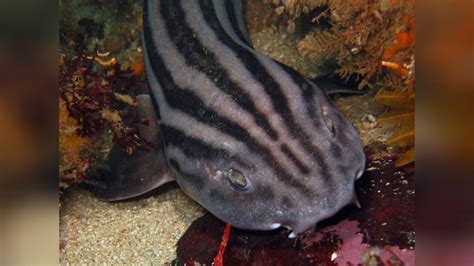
(283, 68), (355, 184)
(300, 81), (322, 130)
(143, 12), (313, 196)
(196, 0), (333, 183)
(222, 0), (252, 46)
(160, 123), (249, 168)
(280, 144), (310, 175)
(282, 71), (322, 131)
(159, 0), (279, 142)
(276, 63), (336, 182)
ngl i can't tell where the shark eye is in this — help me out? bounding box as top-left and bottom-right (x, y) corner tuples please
(227, 169), (248, 190)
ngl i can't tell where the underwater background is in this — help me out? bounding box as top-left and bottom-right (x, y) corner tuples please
(2, 0), (473, 264)
(58, 0), (416, 264)
(59, 0), (415, 264)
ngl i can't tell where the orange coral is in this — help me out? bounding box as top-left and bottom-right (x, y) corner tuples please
(383, 30), (415, 58)
(94, 57), (117, 67)
(130, 57), (145, 76)
(381, 61), (409, 76)
(383, 15), (415, 59)
(396, 30), (415, 49)
(291, 0), (415, 91)
(59, 99), (94, 184)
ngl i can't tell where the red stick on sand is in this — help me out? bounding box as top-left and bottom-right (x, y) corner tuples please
(213, 223), (231, 266)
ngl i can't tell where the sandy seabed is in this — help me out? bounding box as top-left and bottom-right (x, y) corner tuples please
(60, 184), (204, 264)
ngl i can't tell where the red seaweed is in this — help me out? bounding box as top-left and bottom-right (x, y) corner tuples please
(352, 157), (415, 249)
(59, 51), (153, 155)
(213, 223), (231, 266)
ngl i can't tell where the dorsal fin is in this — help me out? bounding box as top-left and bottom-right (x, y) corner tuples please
(211, 0), (253, 48)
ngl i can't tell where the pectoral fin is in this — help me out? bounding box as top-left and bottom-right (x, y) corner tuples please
(90, 94), (174, 201)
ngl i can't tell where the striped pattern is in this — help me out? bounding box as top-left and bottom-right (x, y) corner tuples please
(143, 0), (356, 192)
(143, 0), (365, 233)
